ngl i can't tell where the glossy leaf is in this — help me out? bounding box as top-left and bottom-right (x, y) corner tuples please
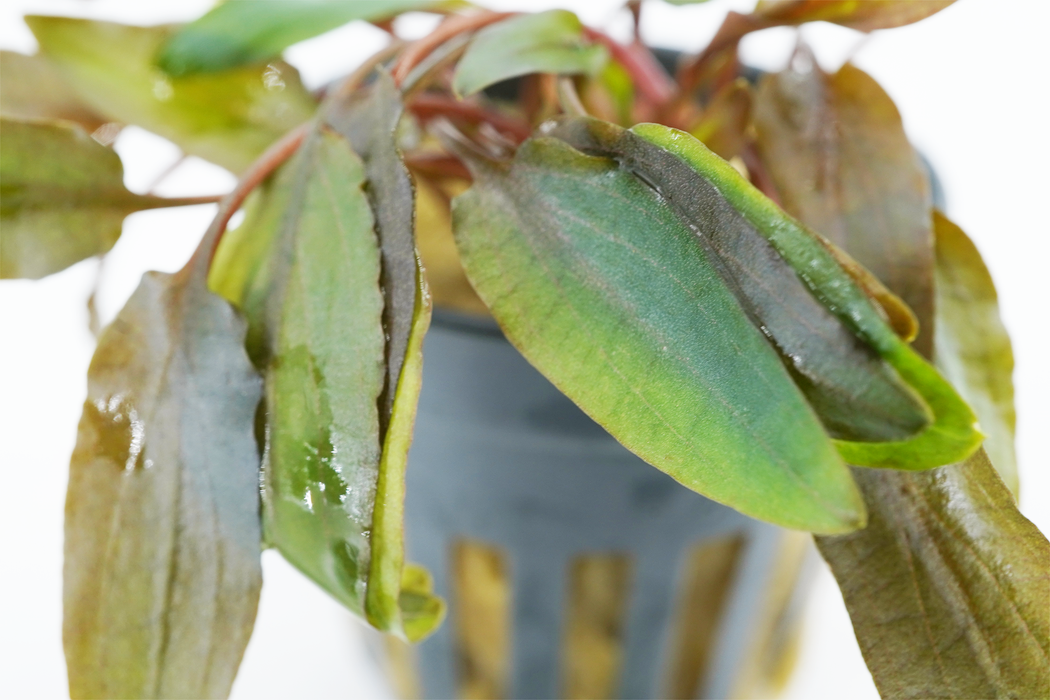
(1, 117), (191, 280)
(621, 121), (979, 469)
(816, 450), (1049, 698)
(453, 10), (608, 97)
(752, 59), (936, 356)
(933, 211), (1018, 496)
(210, 86), (442, 640)
(0, 50), (106, 130)
(65, 250), (262, 697)
(754, 0), (956, 32)
(451, 126), (865, 534)
(27, 16), (316, 173)
(158, 0), (451, 77)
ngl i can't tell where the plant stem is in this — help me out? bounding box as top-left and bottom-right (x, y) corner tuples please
(391, 11), (516, 86)
(582, 28), (675, 107)
(556, 77), (588, 117)
(409, 94), (531, 142)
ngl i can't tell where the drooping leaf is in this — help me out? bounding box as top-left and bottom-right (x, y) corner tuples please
(209, 84), (442, 640)
(65, 241), (263, 697)
(752, 58), (936, 356)
(450, 125), (865, 534)
(452, 10), (608, 97)
(933, 211), (1018, 496)
(158, 0), (452, 77)
(562, 118), (979, 469)
(0, 117), (201, 279)
(816, 450), (1049, 698)
(0, 50), (107, 130)
(754, 0), (956, 32)
(26, 16), (316, 173)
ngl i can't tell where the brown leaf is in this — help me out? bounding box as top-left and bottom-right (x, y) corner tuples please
(816, 451), (1049, 699)
(752, 56), (935, 355)
(754, 0), (957, 32)
(64, 250), (263, 698)
(0, 50), (107, 131)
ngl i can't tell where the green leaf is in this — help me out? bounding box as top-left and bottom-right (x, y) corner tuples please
(26, 16), (316, 174)
(450, 123), (865, 534)
(210, 81), (442, 640)
(452, 10), (608, 97)
(0, 117), (190, 280)
(753, 58), (936, 355)
(754, 0), (956, 32)
(0, 50), (106, 130)
(816, 450), (1049, 698)
(622, 121), (980, 470)
(158, 0), (451, 77)
(933, 211), (1018, 497)
(64, 251), (263, 697)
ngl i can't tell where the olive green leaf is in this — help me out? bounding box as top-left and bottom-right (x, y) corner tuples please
(158, 0), (453, 77)
(452, 10), (608, 97)
(753, 0), (956, 32)
(0, 50), (107, 130)
(209, 82), (442, 640)
(26, 16), (316, 174)
(450, 125), (865, 534)
(933, 211), (1018, 496)
(1, 117), (206, 280)
(569, 118), (979, 470)
(816, 451), (1049, 699)
(64, 237), (263, 698)
(753, 58), (936, 356)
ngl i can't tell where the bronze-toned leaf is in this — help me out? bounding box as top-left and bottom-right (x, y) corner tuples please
(933, 211), (1018, 496)
(26, 16), (316, 174)
(65, 245), (263, 697)
(0, 50), (107, 130)
(752, 57), (936, 356)
(816, 451), (1049, 698)
(1, 117), (203, 280)
(754, 0), (956, 32)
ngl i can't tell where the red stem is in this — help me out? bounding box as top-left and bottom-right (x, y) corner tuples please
(391, 11), (517, 86)
(409, 94), (531, 142)
(583, 28), (676, 107)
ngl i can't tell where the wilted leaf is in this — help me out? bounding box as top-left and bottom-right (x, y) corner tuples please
(816, 450), (1049, 698)
(754, 0), (956, 32)
(27, 16), (316, 173)
(65, 244), (263, 697)
(210, 83), (442, 640)
(451, 123), (865, 534)
(753, 57), (936, 357)
(933, 211), (1018, 496)
(1, 117), (200, 279)
(453, 10), (608, 97)
(0, 50), (106, 130)
(158, 0), (451, 77)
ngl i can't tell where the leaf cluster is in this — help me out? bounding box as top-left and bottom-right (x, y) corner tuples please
(1, 1), (1045, 698)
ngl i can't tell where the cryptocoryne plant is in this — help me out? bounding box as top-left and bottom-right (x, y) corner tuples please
(1, 1), (1047, 698)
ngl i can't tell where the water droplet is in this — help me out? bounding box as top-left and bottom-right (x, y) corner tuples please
(151, 75), (174, 102)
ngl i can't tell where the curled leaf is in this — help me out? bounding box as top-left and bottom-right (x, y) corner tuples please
(450, 123), (865, 534)
(754, 0), (956, 32)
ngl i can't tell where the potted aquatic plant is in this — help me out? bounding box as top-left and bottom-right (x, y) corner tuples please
(1, 1), (1046, 698)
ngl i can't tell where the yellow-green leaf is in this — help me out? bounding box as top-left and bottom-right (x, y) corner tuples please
(933, 211), (1018, 496)
(26, 16), (316, 173)
(0, 50), (106, 130)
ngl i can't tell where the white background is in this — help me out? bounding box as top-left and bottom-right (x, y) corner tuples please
(1, 1), (1047, 698)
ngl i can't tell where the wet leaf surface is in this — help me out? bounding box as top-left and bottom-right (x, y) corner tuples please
(1, 117), (187, 279)
(65, 248), (263, 698)
(453, 10), (608, 97)
(209, 84), (442, 639)
(451, 123), (865, 534)
(752, 58), (936, 356)
(27, 16), (316, 173)
(816, 450), (1049, 699)
(159, 0), (448, 76)
(0, 50), (107, 130)
(933, 211), (1018, 496)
